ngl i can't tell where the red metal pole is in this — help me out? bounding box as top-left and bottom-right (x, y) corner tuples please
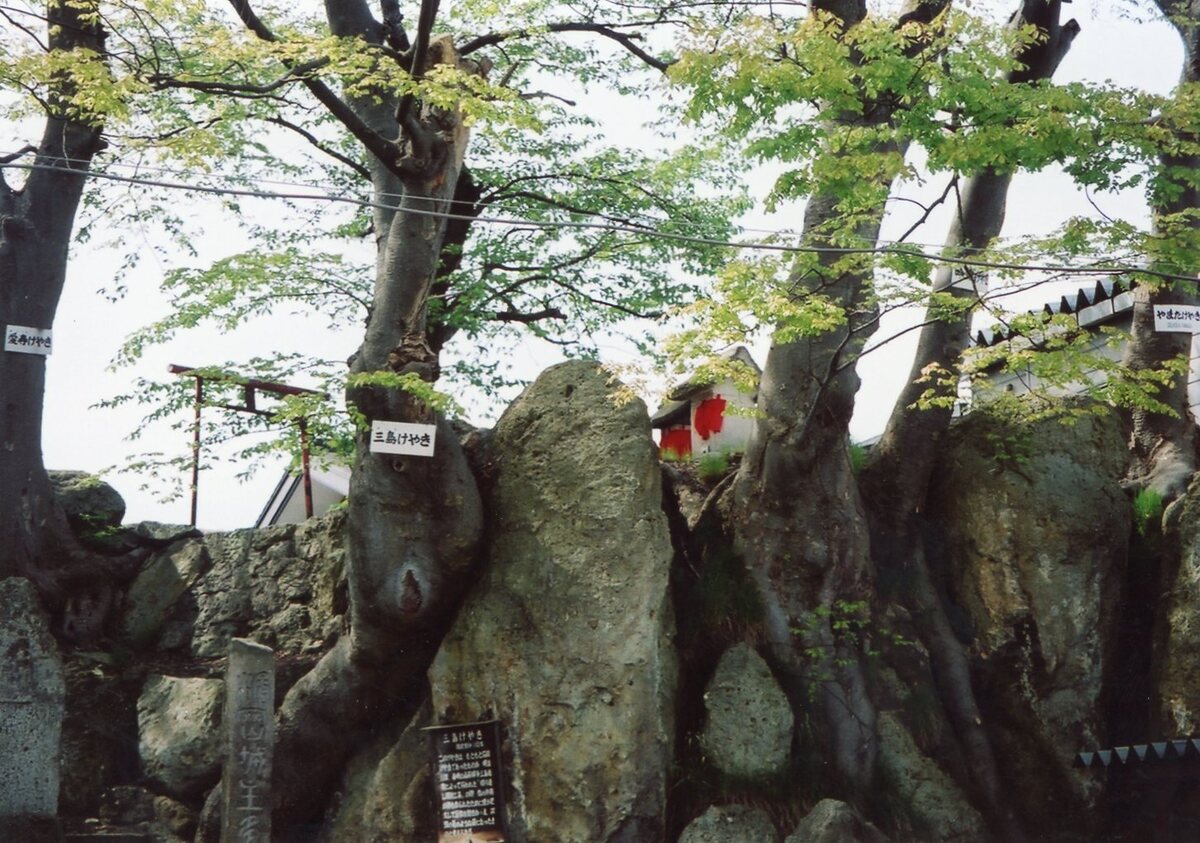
(190, 376), (203, 527)
(299, 418), (314, 519)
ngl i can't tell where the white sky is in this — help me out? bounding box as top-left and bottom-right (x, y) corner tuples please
(26, 0), (1187, 531)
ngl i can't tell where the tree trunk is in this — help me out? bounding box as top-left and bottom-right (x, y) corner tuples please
(726, 0), (950, 795)
(853, 5), (1077, 836)
(1123, 0), (1200, 499)
(0, 0), (108, 592)
(265, 28), (485, 830)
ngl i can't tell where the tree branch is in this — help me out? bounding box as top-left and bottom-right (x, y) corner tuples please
(459, 22), (672, 73)
(394, 0), (440, 129)
(227, 0), (403, 175)
(266, 117), (371, 179)
(379, 0), (410, 51)
(148, 61), (325, 98)
(492, 306), (567, 323)
(0, 144), (37, 165)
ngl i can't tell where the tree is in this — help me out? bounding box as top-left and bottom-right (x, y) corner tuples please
(671, 0), (1200, 838)
(0, 1), (138, 606)
(1, 0), (740, 830)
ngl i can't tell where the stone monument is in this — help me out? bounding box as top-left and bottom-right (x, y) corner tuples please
(0, 577), (65, 840)
(220, 638), (274, 843)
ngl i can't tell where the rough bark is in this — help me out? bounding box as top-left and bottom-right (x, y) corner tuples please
(865, 0), (1080, 539)
(249, 7), (487, 829)
(854, 4), (1078, 837)
(726, 0), (947, 797)
(0, 2), (130, 605)
(1123, 0), (1200, 500)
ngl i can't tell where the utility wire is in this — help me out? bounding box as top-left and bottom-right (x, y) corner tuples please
(0, 153), (1155, 257)
(3, 158), (1197, 284)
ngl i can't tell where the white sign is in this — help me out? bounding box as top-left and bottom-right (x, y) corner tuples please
(1154, 305), (1200, 333)
(4, 325), (52, 355)
(370, 421), (436, 457)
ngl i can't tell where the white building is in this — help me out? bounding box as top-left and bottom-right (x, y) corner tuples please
(255, 464), (349, 527)
(650, 346), (760, 459)
(970, 276), (1200, 420)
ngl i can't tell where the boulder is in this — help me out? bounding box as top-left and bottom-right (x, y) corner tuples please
(784, 799), (889, 843)
(926, 408), (1128, 829)
(0, 578), (65, 822)
(137, 675), (223, 799)
(875, 713), (983, 842)
(1156, 476), (1200, 734)
(427, 361), (677, 843)
(323, 701), (437, 842)
(120, 540), (213, 648)
(699, 643), (793, 780)
(680, 804), (778, 843)
(50, 470), (125, 529)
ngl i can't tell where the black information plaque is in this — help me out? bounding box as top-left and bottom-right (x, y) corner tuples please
(427, 720), (506, 843)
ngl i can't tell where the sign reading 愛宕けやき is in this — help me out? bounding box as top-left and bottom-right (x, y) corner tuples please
(4, 325), (52, 355)
(1154, 305), (1200, 333)
(369, 421), (436, 456)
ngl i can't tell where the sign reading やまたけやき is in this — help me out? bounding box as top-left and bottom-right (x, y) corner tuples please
(1154, 305), (1200, 333)
(5, 325), (52, 354)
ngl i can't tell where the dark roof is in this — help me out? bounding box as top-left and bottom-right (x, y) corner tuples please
(973, 275), (1135, 349)
(1076, 738), (1200, 769)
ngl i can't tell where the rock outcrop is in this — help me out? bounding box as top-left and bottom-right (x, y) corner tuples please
(118, 512), (348, 658)
(785, 799), (890, 843)
(137, 675), (224, 799)
(427, 361), (677, 842)
(699, 643), (793, 780)
(927, 408), (1129, 832)
(679, 804), (778, 843)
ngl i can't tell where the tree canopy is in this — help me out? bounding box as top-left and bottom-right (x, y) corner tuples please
(4, 0), (1200, 836)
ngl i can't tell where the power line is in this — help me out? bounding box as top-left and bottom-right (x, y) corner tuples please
(2, 158), (1197, 284)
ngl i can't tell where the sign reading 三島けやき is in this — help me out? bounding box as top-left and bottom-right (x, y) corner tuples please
(428, 720), (506, 843)
(4, 325), (52, 355)
(369, 421), (436, 456)
(1154, 305), (1200, 333)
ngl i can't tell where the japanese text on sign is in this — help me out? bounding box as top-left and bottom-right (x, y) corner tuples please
(233, 670), (272, 843)
(4, 325), (52, 355)
(369, 421), (436, 457)
(429, 721), (506, 843)
(1154, 305), (1200, 333)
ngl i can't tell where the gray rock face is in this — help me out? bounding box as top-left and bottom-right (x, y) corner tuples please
(50, 470), (125, 529)
(680, 804), (778, 843)
(324, 702), (436, 842)
(0, 578), (64, 820)
(120, 540), (213, 648)
(427, 361), (677, 843)
(700, 643), (792, 779)
(875, 713), (983, 842)
(116, 512), (347, 657)
(927, 408), (1128, 828)
(187, 514), (347, 658)
(784, 799), (890, 843)
(1156, 478), (1200, 734)
(137, 675), (224, 799)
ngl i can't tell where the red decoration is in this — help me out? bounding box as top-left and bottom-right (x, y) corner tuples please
(660, 427), (692, 459)
(693, 396), (727, 441)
